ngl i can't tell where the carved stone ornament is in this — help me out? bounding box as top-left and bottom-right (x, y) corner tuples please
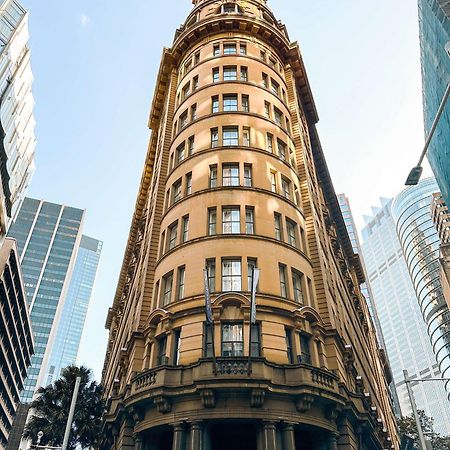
(200, 389), (216, 408)
(296, 394), (314, 412)
(250, 389), (265, 408)
(154, 395), (172, 413)
(325, 405), (340, 422)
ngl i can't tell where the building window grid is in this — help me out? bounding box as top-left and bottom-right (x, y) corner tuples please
(206, 259), (216, 292)
(211, 128), (219, 148)
(222, 164), (240, 186)
(182, 216), (189, 243)
(162, 272), (173, 306)
(274, 213), (283, 240)
(208, 208), (217, 236)
(243, 127), (250, 147)
(240, 66), (248, 81)
(212, 96), (219, 113)
(224, 66), (237, 81)
(222, 207), (240, 234)
(246, 207), (255, 234)
(173, 180), (182, 204)
(223, 94), (238, 112)
(185, 173), (192, 195)
(247, 258), (257, 292)
(222, 259), (242, 291)
(286, 219), (297, 247)
(279, 264), (288, 298)
(209, 165), (218, 188)
(242, 95), (250, 112)
(222, 323), (244, 357)
(223, 43), (237, 55)
(168, 222), (178, 250)
(223, 127), (239, 146)
(244, 164), (252, 187)
(177, 266), (186, 300)
(292, 270), (304, 304)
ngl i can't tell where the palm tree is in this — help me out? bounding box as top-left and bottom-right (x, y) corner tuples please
(23, 365), (104, 450)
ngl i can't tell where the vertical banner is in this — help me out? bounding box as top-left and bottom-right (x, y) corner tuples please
(248, 268), (260, 375)
(204, 268), (217, 374)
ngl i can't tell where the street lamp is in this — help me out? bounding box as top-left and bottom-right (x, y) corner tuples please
(403, 369), (450, 450)
(405, 41), (450, 186)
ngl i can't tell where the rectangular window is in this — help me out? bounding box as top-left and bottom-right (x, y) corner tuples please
(224, 66), (237, 81)
(240, 43), (247, 55)
(176, 143), (185, 164)
(286, 118), (291, 134)
(242, 95), (249, 112)
(211, 128), (219, 147)
(222, 164), (240, 186)
(300, 334), (312, 365)
(223, 126), (239, 146)
(204, 323), (214, 357)
(292, 270), (304, 304)
(209, 165), (218, 188)
(182, 216), (189, 243)
(270, 171), (277, 193)
(206, 258), (216, 292)
(247, 258), (257, 291)
(213, 44), (220, 56)
(222, 259), (242, 291)
(182, 82), (191, 99)
(191, 104), (197, 121)
(222, 323), (244, 357)
(188, 136), (195, 155)
(160, 231), (166, 256)
(281, 177), (291, 200)
(267, 133), (274, 153)
(208, 208), (217, 236)
(177, 266), (186, 300)
(269, 57), (277, 69)
(224, 43), (237, 54)
(193, 75), (199, 91)
(180, 110), (188, 129)
(286, 219), (297, 247)
(213, 67), (220, 82)
(243, 127), (250, 147)
(184, 58), (192, 73)
(173, 330), (181, 365)
(223, 3), (237, 13)
(245, 207), (255, 234)
(212, 95), (220, 113)
(185, 173), (192, 195)
(244, 164), (252, 187)
(240, 66), (248, 81)
(285, 328), (294, 363)
(157, 336), (168, 365)
(274, 213), (283, 240)
(274, 107), (283, 126)
(279, 264), (288, 298)
(264, 101), (271, 118)
(271, 78), (280, 96)
(172, 180), (182, 203)
(260, 50), (266, 61)
(251, 323), (261, 357)
(162, 272), (173, 305)
(223, 94), (238, 111)
(262, 73), (268, 88)
(277, 139), (286, 160)
(168, 222), (178, 250)
(194, 51), (200, 65)
(223, 207), (240, 234)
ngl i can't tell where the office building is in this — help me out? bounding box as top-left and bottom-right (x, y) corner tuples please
(362, 194), (450, 435)
(337, 194), (400, 416)
(391, 178), (450, 399)
(44, 235), (102, 385)
(0, 0), (36, 238)
(0, 239), (33, 449)
(7, 198), (85, 403)
(100, 1), (398, 449)
(417, 0), (450, 205)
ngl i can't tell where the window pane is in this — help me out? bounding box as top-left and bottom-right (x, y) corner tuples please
(222, 259), (242, 291)
(223, 165), (239, 186)
(224, 43), (237, 54)
(224, 66), (237, 81)
(223, 127), (239, 146)
(223, 94), (238, 111)
(223, 208), (240, 234)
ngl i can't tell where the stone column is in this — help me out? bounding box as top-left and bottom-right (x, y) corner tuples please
(328, 432), (339, 450)
(281, 423), (296, 450)
(262, 421), (278, 450)
(173, 422), (186, 450)
(133, 433), (144, 450)
(189, 421), (204, 450)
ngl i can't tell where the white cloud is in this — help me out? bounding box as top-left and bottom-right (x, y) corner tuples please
(80, 14), (90, 27)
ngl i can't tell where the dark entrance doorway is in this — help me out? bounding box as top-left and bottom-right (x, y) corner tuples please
(145, 428), (173, 450)
(210, 422), (257, 450)
(295, 427), (328, 450)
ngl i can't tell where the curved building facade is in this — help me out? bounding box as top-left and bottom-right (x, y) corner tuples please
(100, 1), (398, 449)
(392, 178), (450, 395)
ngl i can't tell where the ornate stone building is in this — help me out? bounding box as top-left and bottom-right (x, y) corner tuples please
(100, 1), (398, 449)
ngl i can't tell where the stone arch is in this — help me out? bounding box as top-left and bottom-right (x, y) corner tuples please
(294, 306), (324, 327)
(214, 292), (251, 309)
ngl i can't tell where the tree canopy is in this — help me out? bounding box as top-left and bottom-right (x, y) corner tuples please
(23, 365), (104, 450)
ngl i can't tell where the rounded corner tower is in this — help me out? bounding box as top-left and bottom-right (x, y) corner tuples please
(100, 1), (399, 449)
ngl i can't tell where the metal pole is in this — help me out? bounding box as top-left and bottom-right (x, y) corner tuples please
(403, 370), (427, 450)
(417, 82), (450, 166)
(61, 376), (82, 450)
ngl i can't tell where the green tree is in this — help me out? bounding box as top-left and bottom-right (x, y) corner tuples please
(397, 410), (450, 450)
(23, 365), (104, 450)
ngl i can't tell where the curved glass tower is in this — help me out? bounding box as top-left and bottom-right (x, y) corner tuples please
(392, 178), (450, 395)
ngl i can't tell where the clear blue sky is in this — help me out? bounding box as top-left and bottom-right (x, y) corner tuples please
(20, 0), (429, 380)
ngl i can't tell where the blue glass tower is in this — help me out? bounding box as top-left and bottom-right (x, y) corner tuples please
(418, 0), (450, 205)
(44, 235), (102, 385)
(7, 198), (85, 402)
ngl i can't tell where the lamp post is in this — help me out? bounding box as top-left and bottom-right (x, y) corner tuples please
(405, 41), (450, 186)
(402, 369), (450, 450)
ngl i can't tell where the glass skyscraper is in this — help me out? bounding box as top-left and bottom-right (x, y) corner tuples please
(0, 0), (36, 238)
(44, 235), (102, 385)
(418, 0), (450, 205)
(391, 178), (450, 397)
(362, 192), (450, 436)
(7, 198), (85, 402)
